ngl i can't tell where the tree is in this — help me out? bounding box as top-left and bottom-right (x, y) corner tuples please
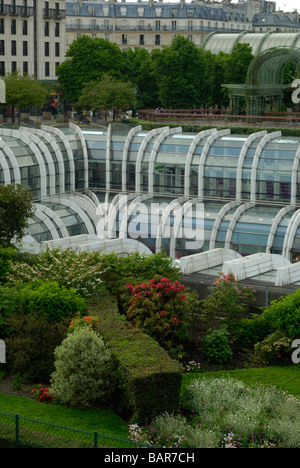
(4, 72), (48, 123)
(151, 36), (208, 108)
(0, 184), (34, 247)
(78, 74), (136, 121)
(224, 43), (254, 85)
(57, 35), (126, 103)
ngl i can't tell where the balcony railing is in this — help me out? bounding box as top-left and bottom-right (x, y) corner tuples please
(43, 8), (66, 19)
(0, 5), (34, 16)
(66, 22), (245, 34)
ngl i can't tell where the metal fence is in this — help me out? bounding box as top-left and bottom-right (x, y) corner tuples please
(0, 411), (146, 449)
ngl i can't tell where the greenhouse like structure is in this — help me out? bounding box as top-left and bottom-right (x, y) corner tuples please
(2, 122), (300, 286)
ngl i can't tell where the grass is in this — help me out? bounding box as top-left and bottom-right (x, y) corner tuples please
(182, 365), (300, 398)
(1, 365), (300, 437)
(0, 393), (130, 440)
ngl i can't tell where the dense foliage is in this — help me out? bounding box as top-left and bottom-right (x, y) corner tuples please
(57, 35), (254, 111)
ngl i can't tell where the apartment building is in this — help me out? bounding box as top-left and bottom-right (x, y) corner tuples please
(66, 0), (252, 51)
(0, 0), (66, 80)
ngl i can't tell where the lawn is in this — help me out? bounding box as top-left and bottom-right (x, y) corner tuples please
(1, 365), (300, 440)
(183, 365), (300, 398)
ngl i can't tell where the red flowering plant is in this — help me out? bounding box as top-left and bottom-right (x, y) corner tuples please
(201, 272), (255, 327)
(31, 384), (53, 403)
(126, 275), (199, 359)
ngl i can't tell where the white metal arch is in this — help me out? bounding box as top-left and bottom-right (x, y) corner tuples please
(106, 124), (112, 192)
(236, 130), (267, 201)
(0, 139), (21, 185)
(282, 208), (300, 259)
(290, 142), (300, 205)
(148, 127), (182, 194)
(0, 129), (48, 198)
(61, 193), (100, 232)
(209, 201), (241, 250)
(44, 195), (95, 235)
(122, 125), (142, 192)
(155, 196), (188, 253)
(27, 127), (65, 193)
(41, 125), (76, 192)
(170, 197), (203, 258)
(119, 194), (153, 239)
(0, 148), (11, 184)
(266, 205), (296, 254)
(184, 128), (217, 197)
(33, 208), (61, 240)
(69, 122), (89, 189)
(20, 127), (56, 195)
(198, 129), (231, 198)
(224, 202), (255, 249)
(135, 126), (168, 192)
(250, 131), (281, 202)
(35, 203), (69, 238)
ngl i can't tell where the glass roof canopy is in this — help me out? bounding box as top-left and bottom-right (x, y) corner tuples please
(202, 31), (300, 55)
(3, 123), (300, 285)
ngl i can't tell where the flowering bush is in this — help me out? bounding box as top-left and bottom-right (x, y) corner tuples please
(126, 276), (198, 359)
(201, 272), (255, 326)
(6, 247), (104, 297)
(31, 384), (53, 403)
(69, 313), (98, 333)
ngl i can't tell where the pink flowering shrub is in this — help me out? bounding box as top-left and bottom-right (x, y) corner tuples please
(126, 275), (198, 359)
(201, 272), (255, 327)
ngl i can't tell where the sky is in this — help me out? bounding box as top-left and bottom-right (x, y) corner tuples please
(273, 1), (299, 12)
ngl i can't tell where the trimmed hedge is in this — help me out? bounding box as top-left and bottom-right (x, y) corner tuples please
(90, 294), (183, 424)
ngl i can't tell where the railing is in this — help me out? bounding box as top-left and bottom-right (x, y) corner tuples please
(43, 8), (66, 19)
(0, 411), (148, 449)
(137, 109), (300, 126)
(0, 5), (34, 16)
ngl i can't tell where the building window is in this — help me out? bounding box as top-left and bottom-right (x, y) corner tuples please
(11, 19), (16, 35)
(0, 40), (4, 55)
(23, 41), (28, 56)
(139, 34), (144, 45)
(11, 40), (16, 56)
(55, 23), (60, 37)
(172, 21), (177, 30)
(45, 42), (49, 56)
(45, 62), (50, 77)
(0, 62), (5, 76)
(55, 62), (60, 76)
(11, 62), (17, 73)
(155, 20), (160, 31)
(122, 34), (127, 45)
(23, 62), (28, 74)
(44, 22), (49, 36)
(155, 35), (160, 45)
(23, 20), (28, 35)
(0, 19), (4, 35)
(55, 42), (60, 57)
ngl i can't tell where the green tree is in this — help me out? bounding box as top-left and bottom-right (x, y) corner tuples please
(78, 74), (135, 121)
(57, 35), (126, 103)
(151, 36), (207, 108)
(0, 184), (34, 247)
(224, 43), (254, 85)
(4, 72), (48, 123)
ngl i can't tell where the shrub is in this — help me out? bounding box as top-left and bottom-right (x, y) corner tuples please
(90, 294), (183, 424)
(260, 289), (300, 338)
(5, 312), (69, 383)
(98, 251), (180, 313)
(253, 331), (293, 365)
(201, 272), (255, 326)
(126, 276), (198, 359)
(0, 281), (85, 335)
(201, 327), (233, 365)
(6, 247), (103, 297)
(50, 326), (118, 408)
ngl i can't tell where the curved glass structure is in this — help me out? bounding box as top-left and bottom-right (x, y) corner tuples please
(3, 123), (300, 284)
(202, 31), (300, 55)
